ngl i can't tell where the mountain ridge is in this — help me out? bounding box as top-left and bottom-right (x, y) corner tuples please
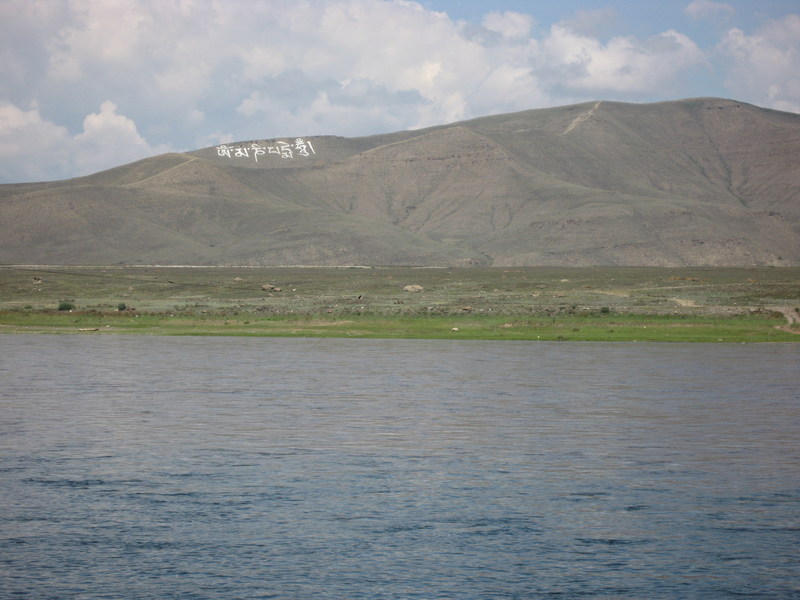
(1, 97), (798, 266)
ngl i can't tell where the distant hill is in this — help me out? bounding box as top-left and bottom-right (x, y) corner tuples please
(1, 98), (798, 266)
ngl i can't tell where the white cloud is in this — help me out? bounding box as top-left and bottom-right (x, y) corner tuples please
(1, 0), (797, 183)
(718, 15), (800, 113)
(0, 100), (168, 182)
(72, 101), (169, 173)
(0, 102), (71, 182)
(540, 26), (706, 94)
(685, 0), (735, 21)
(482, 11), (534, 39)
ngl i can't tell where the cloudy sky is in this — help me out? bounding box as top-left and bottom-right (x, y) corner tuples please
(1, 0), (798, 183)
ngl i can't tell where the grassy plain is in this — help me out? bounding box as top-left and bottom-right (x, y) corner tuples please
(0, 265), (798, 342)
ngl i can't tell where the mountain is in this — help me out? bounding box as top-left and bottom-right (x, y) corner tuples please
(1, 97), (799, 266)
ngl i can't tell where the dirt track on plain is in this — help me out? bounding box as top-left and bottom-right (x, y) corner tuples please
(773, 307), (800, 334)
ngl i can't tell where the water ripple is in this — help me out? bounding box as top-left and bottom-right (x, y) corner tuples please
(1, 336), (798, 599)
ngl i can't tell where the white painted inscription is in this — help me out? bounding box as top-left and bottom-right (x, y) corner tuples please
(216, 138), (315, 162)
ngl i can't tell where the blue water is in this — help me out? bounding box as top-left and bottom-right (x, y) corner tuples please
(1, 335), (798, 599)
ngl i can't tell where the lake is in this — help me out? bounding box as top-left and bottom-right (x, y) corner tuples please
(1, 335), (798, 599)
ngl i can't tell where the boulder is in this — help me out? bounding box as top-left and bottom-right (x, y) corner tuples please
(403, 284), (424, 292)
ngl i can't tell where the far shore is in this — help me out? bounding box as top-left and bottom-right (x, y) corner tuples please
(1, 265), (798, 342)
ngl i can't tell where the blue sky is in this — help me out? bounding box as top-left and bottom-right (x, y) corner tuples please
(1, 0), (798, 183)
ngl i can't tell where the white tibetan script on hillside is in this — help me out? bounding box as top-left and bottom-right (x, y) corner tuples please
(216, 138), (315, 162)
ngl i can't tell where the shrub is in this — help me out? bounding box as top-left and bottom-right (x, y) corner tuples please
(57, 300), (75, 311)
(117, 302), (127, 311)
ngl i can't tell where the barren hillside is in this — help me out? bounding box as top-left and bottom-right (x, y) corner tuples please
(1, 98), (798, 266)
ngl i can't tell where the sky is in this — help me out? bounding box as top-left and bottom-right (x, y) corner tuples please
(1, 0), (799, 183)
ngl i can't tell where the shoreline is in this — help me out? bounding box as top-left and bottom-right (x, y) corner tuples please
(1, 310), (796, 343)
